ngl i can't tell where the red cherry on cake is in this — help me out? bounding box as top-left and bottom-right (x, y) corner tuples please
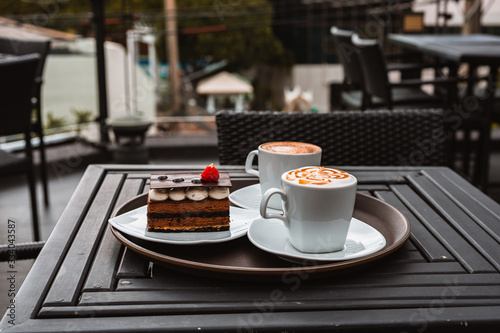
(201, 163), (219, 182)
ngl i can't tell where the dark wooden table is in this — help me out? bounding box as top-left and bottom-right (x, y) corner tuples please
(388, 33), (500, 191)
(2, 164), (500, 332)
(388, 34), (500, 65)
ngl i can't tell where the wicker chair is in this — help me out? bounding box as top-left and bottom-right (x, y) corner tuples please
(216, 109), (449, 167)
(0, 54), (42, 241)
(0, 37), (52, 206)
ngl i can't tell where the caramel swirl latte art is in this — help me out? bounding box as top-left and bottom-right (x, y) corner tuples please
(285, 167), (354, 186)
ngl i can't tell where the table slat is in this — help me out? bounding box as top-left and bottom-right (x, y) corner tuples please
(357, 184), (390, 191)
(82, 178), (144, 292)
(80, 284), (500, 306)
(407, 173), (500, 272)
(43, 174), (126, 306)
(116, 248), (150, 279)
(14, 306), (500, 332)
(38, 296), (500, 319)
(116, 270), (500, 292)
(423, 169), (500, 238)
(425, 168), (500, 216)
(391, 183), (496, 274)
(375, 189), (454, 262)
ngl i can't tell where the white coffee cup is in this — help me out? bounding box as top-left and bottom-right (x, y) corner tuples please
(260, 166), (357, 253)
(245, 141), (322, 210)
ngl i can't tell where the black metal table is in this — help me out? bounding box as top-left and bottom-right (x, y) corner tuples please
(2, 164), (500, 332)
(388, 33), (500, 191)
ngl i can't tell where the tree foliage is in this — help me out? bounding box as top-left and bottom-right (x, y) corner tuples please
(176, 0), (293, 69)
(0, 0), (292, 70)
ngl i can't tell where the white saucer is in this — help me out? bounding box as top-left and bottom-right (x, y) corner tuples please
(247, 217), (386, 263)
(230, 184), (283, 213)
(229, 184), (262, 210)
(109, 206), (260, 245)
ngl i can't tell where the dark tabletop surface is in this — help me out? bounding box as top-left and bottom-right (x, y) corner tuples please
(2, 164), (500, 332)
(388, 33), (500, 193)
(388, 33), (500, 64)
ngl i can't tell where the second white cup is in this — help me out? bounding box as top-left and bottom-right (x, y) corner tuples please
(245, 141), (322, 210)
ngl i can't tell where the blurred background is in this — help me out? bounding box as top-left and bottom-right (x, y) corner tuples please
(0, 0), (497, 141)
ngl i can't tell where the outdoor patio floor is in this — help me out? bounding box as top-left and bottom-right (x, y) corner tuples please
(2, 132), (500, 312)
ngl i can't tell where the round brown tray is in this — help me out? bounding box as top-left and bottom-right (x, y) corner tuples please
(110, 192), (411, 281)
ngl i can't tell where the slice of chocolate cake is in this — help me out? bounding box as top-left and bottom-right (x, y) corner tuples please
(147, 172), (231, 232)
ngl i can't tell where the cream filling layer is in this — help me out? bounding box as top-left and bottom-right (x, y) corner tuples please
(149, 187), (229, 202)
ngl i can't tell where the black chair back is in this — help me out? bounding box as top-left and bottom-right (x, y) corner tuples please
(0, 37), (52, 206)
(0, 54), (40, 136)
(331, 27), (364, 89)
(0, 37), (50, 83)
(351, 34), (391, 107)
(0, 53), (41, 241)
(216, 110), (448, 167)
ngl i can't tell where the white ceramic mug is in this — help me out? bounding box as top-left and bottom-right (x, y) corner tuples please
(260, 167), (357, 253)
(245, 141), (322, 210)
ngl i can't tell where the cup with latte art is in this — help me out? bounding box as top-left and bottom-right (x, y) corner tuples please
(260, 166), (357, 253)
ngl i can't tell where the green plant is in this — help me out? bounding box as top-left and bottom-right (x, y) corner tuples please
(71, 108), (94, 125)
(45, 111), (67, 130)
(71, 108), (94, 134)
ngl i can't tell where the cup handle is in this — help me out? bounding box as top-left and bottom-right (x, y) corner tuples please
(260, 188), (288, 225)
(245, 150), (259, 177)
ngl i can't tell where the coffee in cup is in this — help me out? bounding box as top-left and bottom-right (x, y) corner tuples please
(245, 142), (322, 210)
(260, 141), (321, 154)
(260, 166), (357, 253)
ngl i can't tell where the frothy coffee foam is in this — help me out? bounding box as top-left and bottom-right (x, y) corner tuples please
(285, 167), (355, 186)
(261, 141), (321, 155)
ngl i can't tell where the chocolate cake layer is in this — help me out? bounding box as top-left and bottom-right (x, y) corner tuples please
(148, 211), (229, 219)
(147, 225), (230, 233)
(148, 197), (229, 214)
(147, 215), (230, 232)
(147, 196), (230, 232)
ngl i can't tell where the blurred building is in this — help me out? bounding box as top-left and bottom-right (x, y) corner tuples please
(413, 0), (500, 34)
